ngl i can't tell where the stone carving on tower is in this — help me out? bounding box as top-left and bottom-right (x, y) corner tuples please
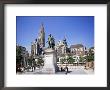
(55, 36), (68, 57)
(38, 23), (45, 48)
(62, 36), (68, 54)
(31, 23), (45, 58)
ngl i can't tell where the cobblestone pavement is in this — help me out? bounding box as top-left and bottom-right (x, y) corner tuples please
(17, 66), (94, 75)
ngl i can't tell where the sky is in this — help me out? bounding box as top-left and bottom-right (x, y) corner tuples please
(16, 16), (94, 53)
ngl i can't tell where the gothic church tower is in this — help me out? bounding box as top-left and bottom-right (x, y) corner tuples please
(38, 23), (45, 47)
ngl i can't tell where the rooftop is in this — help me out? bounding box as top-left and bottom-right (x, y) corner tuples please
(70, 44), (84, 48)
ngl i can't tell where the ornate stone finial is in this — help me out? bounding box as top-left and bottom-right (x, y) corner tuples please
(41, 22), (43, 26)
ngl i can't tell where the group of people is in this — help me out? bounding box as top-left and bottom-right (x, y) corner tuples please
(60, 66), (69, 74)
(23, 65), (36, 72)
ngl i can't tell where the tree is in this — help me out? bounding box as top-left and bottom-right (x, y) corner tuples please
(37, 57), (44, 66)
(85, 49), (94, 62)
(86, 55), (94, 62)
(16, 46), (23, 66)
(79, 56), (84, 62)
(27, 58), (33, 66)
(60, 55), (75, 65)
(67, 56), (75, 65)
(60, 57), (66, 64)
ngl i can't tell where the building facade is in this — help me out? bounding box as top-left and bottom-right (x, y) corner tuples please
(31, 23), (45, 58)
(37, 23), (45, 47)
(70, 44), (86, 56)
(55, 38), (68, 57)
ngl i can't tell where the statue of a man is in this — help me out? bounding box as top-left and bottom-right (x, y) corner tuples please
(51, 36), (55, 48)
(63, 38), (67, 46)
(47, 34), (52, 48)
(47, 34), (55, 49)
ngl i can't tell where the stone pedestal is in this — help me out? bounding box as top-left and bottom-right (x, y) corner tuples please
(42, 48), (57, 74)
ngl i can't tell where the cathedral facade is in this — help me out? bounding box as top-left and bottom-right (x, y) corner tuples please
(30, 23), (87, 62)
(31, 23), (45, 58)
(37, 23), (45, 47)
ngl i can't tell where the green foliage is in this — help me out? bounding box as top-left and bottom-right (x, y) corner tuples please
(37, 57), (44, 66)
(27, 58), (33, 66)
(85, 53), (94, 62)
(67, 56), (75, 64)
(84, 47), (94, 62)
(60, 55), (75, 64)
(79, 56), (84, 62)
(60, 58), (66, 64)
(16, 46), (23, 65)
(86, 55), (94, 62)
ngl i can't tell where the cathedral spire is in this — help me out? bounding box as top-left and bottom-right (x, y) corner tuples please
(64, 36), (66, 40)
(40, 22), (44, 32)
(38, 23), (45, 47)
(41, 22), (43, 27)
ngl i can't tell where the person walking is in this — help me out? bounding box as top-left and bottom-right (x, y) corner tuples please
(65, 66), (68, 75)
(61, 67), (63, 72)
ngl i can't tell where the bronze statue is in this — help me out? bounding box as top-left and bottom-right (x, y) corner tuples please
(47, 34), (55, 49)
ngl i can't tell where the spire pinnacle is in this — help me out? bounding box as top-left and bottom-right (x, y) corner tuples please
(41, 22), (43, 27)
(64, 35), (66, 40)
(40, 22), (44, 32)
